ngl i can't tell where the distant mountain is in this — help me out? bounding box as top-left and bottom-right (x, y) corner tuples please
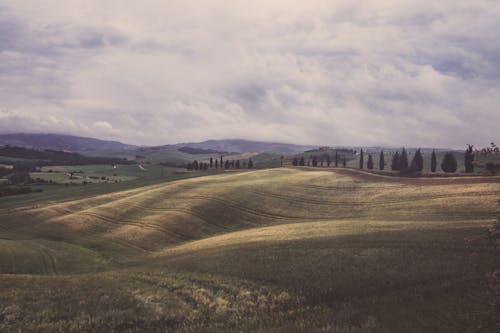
(0, 133), (136, 152)
(171, 139), (317, 154)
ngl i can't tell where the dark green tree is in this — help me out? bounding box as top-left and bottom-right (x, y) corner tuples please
(367, 155), (374, 169)
(215, 159), (218, 168)
(441, 152), (458, 173)
(312, 156), (318, 167)
(431, 151), (437, 172)
(400, 148), (408, 170)
(224, 160), (230, 169)
(464, 144), (474, 173)
(326, 154), (331, 167)
(292, 157), (298, 166)
(192, 160), (199, 170)
(220, 155), (223, 167)
(410, 149), (424, 172)
(248, 158), (254, 169)
(299, 156), (305, 166)
(335, 151), (338, 167)
(359, 149), (364, 169)
(391, 152), (400, 171)
(235, 160), (240, 169)
(209, 157), (213, 168)
(379, 150), (385, 170)
(342, 157), (346, 167)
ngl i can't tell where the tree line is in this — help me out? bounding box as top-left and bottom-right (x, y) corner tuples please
(186, 155), (254, 171)
(291, 151), (348, 168)
(357, 146), (475, 174)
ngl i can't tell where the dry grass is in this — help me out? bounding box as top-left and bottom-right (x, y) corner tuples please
(0, 168), (499, 331)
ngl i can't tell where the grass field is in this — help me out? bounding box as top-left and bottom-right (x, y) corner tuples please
(0, 168), (499, 331)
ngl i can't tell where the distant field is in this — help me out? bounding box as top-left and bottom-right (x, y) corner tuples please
(0, 168), (499, 331)
(0, 165), (209, 210)
(31, 164), (143, 184)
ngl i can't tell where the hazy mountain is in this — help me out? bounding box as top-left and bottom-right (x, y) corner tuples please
(171, 139), (317, 154)
(0, 133), (137, 152)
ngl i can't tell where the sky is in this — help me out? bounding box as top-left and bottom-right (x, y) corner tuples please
(0, 0), (499, 147)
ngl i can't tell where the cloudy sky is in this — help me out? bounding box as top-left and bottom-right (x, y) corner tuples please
(0, 1), (499, 147)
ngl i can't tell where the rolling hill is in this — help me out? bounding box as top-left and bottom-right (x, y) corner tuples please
(1, 168), (499, 331)
(0, 133), (137, 152)
(147, 139), (317, 154)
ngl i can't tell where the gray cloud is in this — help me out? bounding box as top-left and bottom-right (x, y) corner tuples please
(0, 1), (499, 148)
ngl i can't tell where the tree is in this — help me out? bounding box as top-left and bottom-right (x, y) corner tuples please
(431, 151), (437, 172)
(209, 157), (213, 168)
(326, 154), (331, 167)
(248, 158), (254, 169)
(335, 151), (338, 167)
(441, 152), (458, 173)
(215, 159), (218, 169)
(464, 144), (474, 173)
(224, 160), (230, 169)
(400, 148), (408, 170)
(391, 152), (400, 171)
(292, 157), (298, 166)
(410, 149), (423, 172)
(312, 156), (318, 167)
(203, 163), (208, 170)
(186, 163), (193, 171)
(192, 160), (199, 170)
(235, 160), (240, 169)
(299, 156), (305, 166)
(379, 150), (385, 170)
(220, 155), (223, 167)
(342, 157), (346, 167)
(280, 156), (284, 167)
(367, 155), (374, 169)
(359, 149), (364, 169)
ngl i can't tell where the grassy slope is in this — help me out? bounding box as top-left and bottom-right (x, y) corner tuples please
(0, 168), (499, 332)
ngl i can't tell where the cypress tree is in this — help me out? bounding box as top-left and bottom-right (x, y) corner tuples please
(400, 148), (408, 170)
(220, 155), (223, 167)
(193, 160), (199, 170)
(410, 149), (424, 172)
(441, 152), (457, 173)
(379, 150), (385, 170)
(326, 154), (331, 167)
(335, 151), (338, 167)
(391, 152), (400, 171)
(342, 157), (346, 168)
(215, 159), (218, 169)
(312, 156), (318, 167)
(299, 156), (305, 166)
(248, 158), (254, 169)
(209, 157), (213, 168)
(292, 157), (298, 166)
(464, 144), (474, 173)
(367, 155), (374, 169)
(430, 151), (437, 172)
(235, 160), (240, 169)
(359, 149), (364, 169)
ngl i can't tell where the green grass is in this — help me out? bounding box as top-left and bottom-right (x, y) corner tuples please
(0, 168), (499, 331)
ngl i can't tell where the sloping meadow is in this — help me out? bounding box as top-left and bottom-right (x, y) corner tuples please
(1, 169), (499, 331)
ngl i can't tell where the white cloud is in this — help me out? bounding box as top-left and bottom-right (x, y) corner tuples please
(0, 1), (499, 147)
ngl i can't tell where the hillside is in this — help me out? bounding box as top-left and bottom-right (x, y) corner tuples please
(167, 139), (317, 153)
(0, 168), (499, 331)
(0, 133), (137, 152)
